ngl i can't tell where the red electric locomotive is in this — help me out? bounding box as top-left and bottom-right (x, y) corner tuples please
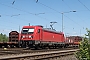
(20, 25), (65, 48)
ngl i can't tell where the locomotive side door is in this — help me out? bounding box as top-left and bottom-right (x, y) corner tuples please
(37, 29), (42, 41)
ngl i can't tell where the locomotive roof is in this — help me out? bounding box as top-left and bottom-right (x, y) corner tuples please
(43, 28), (63, 34)
(22, 25), (63, 34)
(22, 25), (43, 28)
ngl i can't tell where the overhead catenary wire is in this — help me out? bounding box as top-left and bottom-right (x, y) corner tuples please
(62, 0), (87, 28)
(0, 1), (64, 31)
(0, 2), (50, 21)
(0, 0), (86, 35)
(64, 14), (83, 28)
(35, 0), (60, 13)
(0, 0), (82, 28)
(62, 0), (72, 10)
(0, 1), (52, 30)
(78, 0), (90, 11)
(0, 13), (23, 26)
(35, 0), (85, 33)
(61, 0), (88, 36)
(0, 1), (53, 34)
(0, 13), (23, 33)
(35, 0), (84, 26)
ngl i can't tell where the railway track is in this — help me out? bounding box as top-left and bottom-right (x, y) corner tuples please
(0, 48), (79, 60)
(0, 47), (78, 55)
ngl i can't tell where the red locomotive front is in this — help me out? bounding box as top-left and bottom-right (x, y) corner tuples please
(21, 26), (42, 41)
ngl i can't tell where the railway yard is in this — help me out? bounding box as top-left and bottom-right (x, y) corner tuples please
(1, 0), (90, 60)
(0, 48), (79, 60)
(0, 25), (82, 60)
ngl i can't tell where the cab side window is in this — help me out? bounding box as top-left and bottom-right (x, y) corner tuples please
(38, 29), (40, 33)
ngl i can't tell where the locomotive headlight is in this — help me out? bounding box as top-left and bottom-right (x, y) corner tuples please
(23, 36), (25, 38)
(29, 36), (32, 38)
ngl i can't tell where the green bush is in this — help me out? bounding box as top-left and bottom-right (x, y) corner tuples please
(0, 33), (8, 42)
(75, 29), (90, 60)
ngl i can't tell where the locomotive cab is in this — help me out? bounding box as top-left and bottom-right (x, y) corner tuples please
(21, 28), (34, 40)
(20, 26), (42, 48)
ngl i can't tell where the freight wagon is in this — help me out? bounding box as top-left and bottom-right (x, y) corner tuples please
(65, 36), (82, 47)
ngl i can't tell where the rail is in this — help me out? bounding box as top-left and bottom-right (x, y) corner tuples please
(0, 49), (79, 60)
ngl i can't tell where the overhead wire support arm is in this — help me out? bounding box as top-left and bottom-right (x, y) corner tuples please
(61, 11), (76, 32)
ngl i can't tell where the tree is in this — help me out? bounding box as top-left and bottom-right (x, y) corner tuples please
(0, 33), (8, 42)
(75, 29), (90, 60)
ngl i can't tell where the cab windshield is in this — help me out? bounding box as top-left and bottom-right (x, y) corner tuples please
(21, 28), (34, 34)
